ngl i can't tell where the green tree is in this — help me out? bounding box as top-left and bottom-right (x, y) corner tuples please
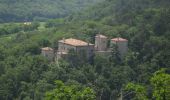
(125, 69), (170, 100)
(45, 80), (96, 100)
(151, 68), (170, 100)
(125, 83), (148, 100)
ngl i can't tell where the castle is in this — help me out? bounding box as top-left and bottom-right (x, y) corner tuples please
(41, 34), (128, 61)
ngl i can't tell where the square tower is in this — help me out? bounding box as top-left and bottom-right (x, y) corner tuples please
(111, 37), (128, 58)
(95, 34), (108, 51)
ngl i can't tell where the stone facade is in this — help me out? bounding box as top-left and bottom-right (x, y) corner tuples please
(57, 38), (94, 60)
(95, 50), (112, 57)
(41, 47), (54, 61)
(111, 38), (128, 58)
(95, 34), (108, 51)
(58, 42), (76, 52)
(41, 35), (128, 62)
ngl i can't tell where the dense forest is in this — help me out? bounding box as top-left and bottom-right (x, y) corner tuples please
(0, 0), (170, 100)
(0, 0), (102, 22)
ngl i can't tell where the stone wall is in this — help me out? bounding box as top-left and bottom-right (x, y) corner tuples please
(58, 42), (76, 52)
(95, 36), (108, 51)
(110, 41), (128, 58)
(41, 50), (54, 61)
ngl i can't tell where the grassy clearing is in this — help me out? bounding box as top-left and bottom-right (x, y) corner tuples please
(38, 22), (46, 30)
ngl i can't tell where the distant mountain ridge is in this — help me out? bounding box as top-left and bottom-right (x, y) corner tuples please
(0, 0), (102, 22)
(70, 0), (170, 21)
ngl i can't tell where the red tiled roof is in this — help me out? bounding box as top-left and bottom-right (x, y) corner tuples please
(111, 37), (128, 42)
(59, 38), (94, 46)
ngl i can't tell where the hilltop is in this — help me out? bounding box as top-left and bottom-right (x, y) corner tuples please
(0, 0), (102, 22)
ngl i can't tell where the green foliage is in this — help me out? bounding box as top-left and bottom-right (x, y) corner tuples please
(45, 18), (65, 28)
(125, 69), (170, 100)
(0, 22), (39, 36)
(151, 69), (170, 100)
(0, 0), (103, 22)
(45, 80), (96, 100)
(125, 83), (148, 100)
(0, 0), (170, 100)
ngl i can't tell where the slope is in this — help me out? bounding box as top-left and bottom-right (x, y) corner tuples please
(0, 0), (102, 22)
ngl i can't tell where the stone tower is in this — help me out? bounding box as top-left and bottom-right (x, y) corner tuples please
(95, 34), (108, 51)
(111, 37), (128, 58)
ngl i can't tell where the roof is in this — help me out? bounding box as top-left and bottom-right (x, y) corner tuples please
(41, 47), (53, 51)
(59, 38), (94, 46)
(111, 37), (128, 42)
(95, 34), (107, 38)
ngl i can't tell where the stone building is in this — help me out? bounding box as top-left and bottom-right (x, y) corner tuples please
(110, 37), (128, 58)
(56, 51), (68, 60)
(95, 34), (108, 51)
(95, 34), (112, 56)
(41, 35), (128, 62)
(41, 47), (54, 61)
(57, 38), (94, 60)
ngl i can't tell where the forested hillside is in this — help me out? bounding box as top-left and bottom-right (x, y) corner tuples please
(0, 0), (170, 100)
(0, 0), (102, 22)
